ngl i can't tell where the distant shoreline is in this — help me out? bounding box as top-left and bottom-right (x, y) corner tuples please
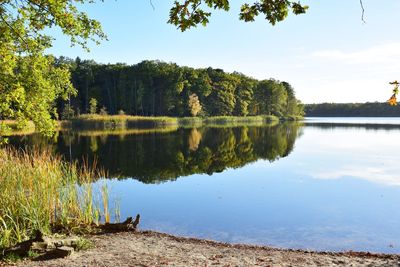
(305, 102), (400, 117)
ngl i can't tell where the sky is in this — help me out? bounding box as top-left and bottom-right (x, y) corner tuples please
(47, 0), (400, 104)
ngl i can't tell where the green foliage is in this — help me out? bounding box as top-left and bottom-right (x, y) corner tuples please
(0, 55), (75, 135)
(251, 79), (288, 116)
(61, 104), (75, 120)
(63, 59), (304, 118)
(89, 98), (98, 114)
(0, 0), (105, 135)
(168, 0), (308, 31)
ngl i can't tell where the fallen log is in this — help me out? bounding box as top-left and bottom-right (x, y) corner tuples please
(95, 214), (140, 233)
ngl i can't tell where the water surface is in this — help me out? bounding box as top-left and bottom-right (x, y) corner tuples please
(9, 119), (400, 253)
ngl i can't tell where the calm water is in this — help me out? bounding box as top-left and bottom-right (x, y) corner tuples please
(9, 118), (400, 253)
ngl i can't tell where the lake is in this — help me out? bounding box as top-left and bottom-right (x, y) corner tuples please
(8, 118), (400, 253)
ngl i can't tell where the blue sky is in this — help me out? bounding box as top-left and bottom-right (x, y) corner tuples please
(47, 0), (400, 104)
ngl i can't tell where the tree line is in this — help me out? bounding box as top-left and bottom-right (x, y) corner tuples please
(57, 57), (304, 118)
(305, 103), (400, 117)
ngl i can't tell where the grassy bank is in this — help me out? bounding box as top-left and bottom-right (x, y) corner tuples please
(60, 114), (298, 131)
(72, 127), (180, 137)
(0, 121), (36, 136)
(1, 115), (302, 135)
(0, 148), (109, 250)
(63, 114), (178, 130)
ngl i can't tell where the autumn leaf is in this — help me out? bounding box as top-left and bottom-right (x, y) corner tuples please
(388, 81), (399, 106)
(387, 94), (397, 106)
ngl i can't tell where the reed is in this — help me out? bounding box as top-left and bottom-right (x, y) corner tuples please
(67, 114), (178, 130)
(63, 114), (282, 131)
(0, 148), (108, 249)
(0, 121), (35, 136)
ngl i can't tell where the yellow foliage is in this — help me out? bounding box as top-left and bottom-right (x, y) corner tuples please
(388, 95), (397, 106)
(388, 81), (399, 106)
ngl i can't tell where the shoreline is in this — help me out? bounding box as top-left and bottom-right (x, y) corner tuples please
(12, 230), (400, 266)
(1, 115), (302, 136)
(60, 114), (287, 131)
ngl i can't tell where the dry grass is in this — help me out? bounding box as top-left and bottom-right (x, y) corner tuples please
(0, 148), (109, 249)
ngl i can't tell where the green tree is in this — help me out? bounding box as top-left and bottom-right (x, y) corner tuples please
(61, 103), (75, 120)
(0, 55), (75, 135)
(233, 73), (256, 116)
(0, 0), (105, 134)
(89, 98), (98, 114)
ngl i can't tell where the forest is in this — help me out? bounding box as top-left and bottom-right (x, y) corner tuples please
(305, 102), (400, 117)
(57, 57), (304, 119)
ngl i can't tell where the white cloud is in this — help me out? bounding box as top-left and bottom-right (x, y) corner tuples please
(313, 164), (400, 187)
(291, 43), (400, 103)
(311, 43), (400, 65)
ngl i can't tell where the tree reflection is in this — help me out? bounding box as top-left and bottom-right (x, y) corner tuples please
(9, 124), (303, 184)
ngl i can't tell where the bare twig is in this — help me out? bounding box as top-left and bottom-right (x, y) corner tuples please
(149, 0), (155, 10)
(359, 0), (366, 24)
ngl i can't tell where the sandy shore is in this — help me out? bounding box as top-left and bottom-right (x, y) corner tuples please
(8, 231), (400, 266)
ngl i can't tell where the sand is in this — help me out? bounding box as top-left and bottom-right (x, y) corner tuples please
(9, 230), (400, 267)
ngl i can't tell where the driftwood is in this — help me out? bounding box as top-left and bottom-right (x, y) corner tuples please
(1, 231), (79, 260)
(1, 214), (140, 261)
(95, 214), (140, 233)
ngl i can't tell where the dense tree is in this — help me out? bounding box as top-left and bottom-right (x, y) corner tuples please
(250, 79), (288, 116)
(282, 81), (304, 116)
(63, 58), (304, 118)
(0, 55), (74, 135)
(305, 102), (400, 117)
(232, 73), (256, 116)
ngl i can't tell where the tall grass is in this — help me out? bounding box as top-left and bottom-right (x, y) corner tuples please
(178, 115), (280, 127)
(0, 148), (108, 249)
(66, 114), (178, 130)
(0, 121), (35, 136)
(60, 114), (285, 131)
